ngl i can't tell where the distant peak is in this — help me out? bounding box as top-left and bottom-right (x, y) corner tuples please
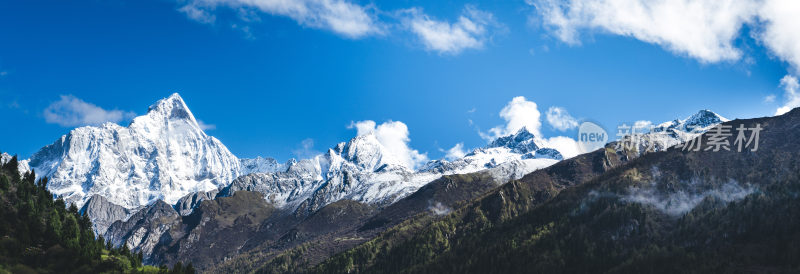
(683, 109), (728, 129)
(691, 109), (729, 121)
(653, 109), (728, 133)
(489, 126), (538, 153)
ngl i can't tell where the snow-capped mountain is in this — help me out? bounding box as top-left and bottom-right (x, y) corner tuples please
(619, 109), (729, 155)
(20, 94), (279, 218)
(422, 127), (564, 175)
(222, 127), (563, 216)
(222, 132), (440, 215)
(1, 152), (30, 175)
(15, 90), (728, 240)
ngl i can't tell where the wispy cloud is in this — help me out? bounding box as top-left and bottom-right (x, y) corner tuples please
(177, 0), (383, 39)
(174, 1), (505, 55)
(197, 120), (217, 130)
(443, 143), (466, 161)
(292, 138), (321, 159)
(545, 106), (578, 131)
(428, 200), (452, 216)
(634, 120), (653, 129)
(401, 5), (500, 54)
(623, 180), (755, 216)
(528, 0), (800, 73)
(776, 75), (800, 115)
(43, 95), (136, 127)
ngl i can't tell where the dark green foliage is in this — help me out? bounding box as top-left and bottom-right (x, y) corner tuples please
(0, 152), (194, 274)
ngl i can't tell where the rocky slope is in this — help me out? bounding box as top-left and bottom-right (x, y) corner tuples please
(79, 194), (132, 235)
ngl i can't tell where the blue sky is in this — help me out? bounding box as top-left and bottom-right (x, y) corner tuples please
(0, 0), (798, 162)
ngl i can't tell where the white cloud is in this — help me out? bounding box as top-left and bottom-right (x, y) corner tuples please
(293, 138), (321, 159)
(482, 96), (542, 141)
(541, 136), (581, 159)
(634, 120), (653, 131)
(178, 0), (382, 38)
(349, 120), (428, 169)
(402, 5), (499, 54)
(348, 120), (376, 135)
(528, 0), (800, 73)
(197, 120), (217, 130)
(764, 94), (776, 103)
(428, 201), (452, 215)
(530, 0), (756, 63)
(757, 0), (800, 74)
(545, 106), (578, 131)
(44, 95), (136, 127)
(480, 96), (589, 159)
(775, 75), (800, 115)
(444, 143), (466, 161)
(179, 3), (216, 24)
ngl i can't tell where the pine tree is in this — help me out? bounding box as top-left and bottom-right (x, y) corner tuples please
(184, 263), (196, 274)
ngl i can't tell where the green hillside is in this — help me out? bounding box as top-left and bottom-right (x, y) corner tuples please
(0, 154), (193, 274)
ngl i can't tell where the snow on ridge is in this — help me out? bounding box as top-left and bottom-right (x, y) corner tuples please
(22, 93), (278, 211)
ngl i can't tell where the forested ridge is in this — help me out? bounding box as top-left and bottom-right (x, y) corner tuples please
(0, 153), (194, 273)
(307, 112), (800, 273)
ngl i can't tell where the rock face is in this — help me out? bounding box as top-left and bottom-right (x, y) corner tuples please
(173, 190), (218, 216)
(488, 127), (540, 154)
(106, 191), (275, 265)
(105, 200), (181, 261)
(79, 195), (131, 235)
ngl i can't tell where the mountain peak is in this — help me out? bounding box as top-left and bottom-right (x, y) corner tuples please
(341, 133), (400, 170)
(688, 109), (728, 122)
(145, 93), (197, 124)
(489, 126), (539, 154)
(681, 109), (728, 132)
(653, 109), (728, 134)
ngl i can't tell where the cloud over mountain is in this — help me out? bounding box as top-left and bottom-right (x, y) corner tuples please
(546, 106), (579, 131)
(43, 95), (136, 127)
(349, 120), (428, 169)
